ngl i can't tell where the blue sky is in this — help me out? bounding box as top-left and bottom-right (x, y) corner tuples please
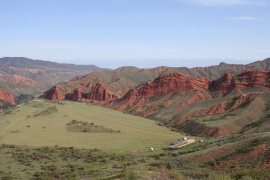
(0, 0), (269, 68)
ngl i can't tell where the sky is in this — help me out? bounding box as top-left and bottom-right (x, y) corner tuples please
(0, 0), (269, 68)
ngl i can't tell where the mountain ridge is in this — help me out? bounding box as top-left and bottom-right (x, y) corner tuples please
(42, 57), (270, 137)
(0, 57), (102, 71)
(0, 57), (106, 96)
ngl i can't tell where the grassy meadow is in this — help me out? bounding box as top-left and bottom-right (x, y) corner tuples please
(1, 99), (269, 179)
(0, 100), (181, 151)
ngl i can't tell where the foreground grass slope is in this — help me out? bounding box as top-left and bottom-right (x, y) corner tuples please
(0, 100), (270, 179)
(0, 100), (180, 151)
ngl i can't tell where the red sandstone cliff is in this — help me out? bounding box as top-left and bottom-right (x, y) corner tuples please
(87, 83), (120, 101)
(0, 88), (15, 105)
(42, 83), (120, 102)
(42, 85), (65, 100)
(115, 72), (211, 109)
(43, 70), (270, 105)
(71, 88), (82, 101)
(211, 71), (270, 96)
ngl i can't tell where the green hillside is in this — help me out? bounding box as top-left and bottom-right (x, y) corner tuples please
(0, 100), (270, 179)
(0, 100), (180, 150)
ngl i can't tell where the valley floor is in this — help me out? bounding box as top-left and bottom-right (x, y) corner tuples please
(0, 100), (270, 179)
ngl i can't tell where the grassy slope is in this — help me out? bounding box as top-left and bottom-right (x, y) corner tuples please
(0, 100), (180, 151)
(0, 100), (270, 179)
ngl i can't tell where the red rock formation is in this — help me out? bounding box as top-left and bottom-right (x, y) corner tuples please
(42, 85), (65, 100)
(235, 71), (270, 88)
(210, 73), (233, 96)
(116, 72), (211, 109)
(87, 83), (120, 101)
(211, 71), (270, 96)
(42, 82), (119, 101)
(113, 71), (269, 112)
(0, 75), (40, 86)
(0, 88), (15, 105)
(71, 88), (82, 101)
(228, 93), (252, 110)
(80, 81), (91, 87)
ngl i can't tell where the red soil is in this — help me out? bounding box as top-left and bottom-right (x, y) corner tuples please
(0, 88), (15, 105)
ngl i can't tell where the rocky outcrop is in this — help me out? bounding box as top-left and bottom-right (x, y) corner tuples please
(43, 70), (270, 117)
(44, 71), (270, 110)
(211, 71), (270, 96)
(42, 83), (120, 102)
(0, 88), (15, 105)
(88, 84), (120, 101)
(115, 72), (211, 109)
(235, 71), (270, 88)
(71, 88), (82, 101)
(210, 73), (233, 96)
(42, 85), (65, 100)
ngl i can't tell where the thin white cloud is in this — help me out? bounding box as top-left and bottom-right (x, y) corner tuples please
(178, 0), (268, 6)
(233, 16), (259, 20)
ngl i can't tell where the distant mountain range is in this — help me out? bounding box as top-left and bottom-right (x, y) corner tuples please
(0, 57), (106, 96)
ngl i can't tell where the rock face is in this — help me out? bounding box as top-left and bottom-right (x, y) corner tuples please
(42, 83), (120, 102)
(0, 88), (15, 105)
(71, 88), (82, 101)
(116, 71), (269, 107)
(210, 73), (233, 96)
(235, 71), (270, 88)
(42, 86), (65, 100)
(87, 84), (120, 101)
(43, 70), (270, 104)
(115, 72), (211, 109)
(211, 71), (270, 96)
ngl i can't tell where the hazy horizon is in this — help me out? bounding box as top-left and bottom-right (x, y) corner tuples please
(56, 57), (261, 69)
(2, 56), (267, 69)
